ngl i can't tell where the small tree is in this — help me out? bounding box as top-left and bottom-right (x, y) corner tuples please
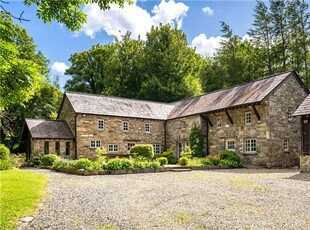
(130, 144), (154, 160)
(189, 126), (204, 157)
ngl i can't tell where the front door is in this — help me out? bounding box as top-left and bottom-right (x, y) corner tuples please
(302, 116), (310, 155)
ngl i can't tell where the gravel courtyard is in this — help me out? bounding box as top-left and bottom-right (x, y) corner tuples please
(20, 169), (310, 230)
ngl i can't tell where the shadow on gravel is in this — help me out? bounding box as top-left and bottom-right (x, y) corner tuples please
(285, 173), (310, 181)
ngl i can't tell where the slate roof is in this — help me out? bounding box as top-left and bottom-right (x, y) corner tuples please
(168, 71), (298, 119)
(25, 119), (74, 139)
(65, 92), (175, 120)
(293, 94), (310, 116)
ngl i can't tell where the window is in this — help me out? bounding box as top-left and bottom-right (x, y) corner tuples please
(55, 141), (60, 155)
(108, 144), (119, 153)
(90, 140), (101, 148)
(123, 121), (129, 132)
(244, 139), (257, 153)
(44, 141), (49, 154)
(127, 142), (136, 153)
(226, 139), (235, 151)
(98, 120), (104, 130)
(66, 142), (70, 155)
(245, 112), (252, 124)
(178, 142), (188, 155)
(216, 117), (222, 128)
(181, 121), (186, 130)
(284, 139), (289, 152)
(288, 107), (293, 121)
(144, 123), (151, 133)
(153, 144), (161, 155)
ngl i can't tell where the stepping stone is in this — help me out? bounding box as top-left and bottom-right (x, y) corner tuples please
(20, 217), (34, 223)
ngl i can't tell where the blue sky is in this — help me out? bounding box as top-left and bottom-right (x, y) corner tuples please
(8, 0), (258, 88)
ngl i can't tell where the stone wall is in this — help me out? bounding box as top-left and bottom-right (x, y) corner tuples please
(300, 155), (310, 173)
(58, 96), (76, 136)
(208, 104), (270, 166)
(267, 74), (308, 167)
(32, 139), (75, 159)
(76, 114), (165, 159)
(166, 115), (203, 158)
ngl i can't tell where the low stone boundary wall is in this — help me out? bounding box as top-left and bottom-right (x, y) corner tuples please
(300, 155), (310, 173)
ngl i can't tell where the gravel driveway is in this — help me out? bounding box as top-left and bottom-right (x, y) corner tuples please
(19, 168), (310, 230)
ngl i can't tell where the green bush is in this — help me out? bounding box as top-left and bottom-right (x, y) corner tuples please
(178, 157), (189, 166)
(189, 126), (204, 157)
(132, 159), (147, 169)
(147, 161), (160, 169)
(40, 154), (60, 166)
(9, 154), (26, 168)
(28, 155), (42, 167)
(201, 158), (213, 166)
(73, 158), (94, 170)
(0, 144), (10, 160)
(180, 146), (192, 158)
(187, 157), (203, 167)
(52, 159), (75, 170)
(130, 144), (154, 160)
(220, 150), (241, 164)
(156, 157), (168, 166)
(219, 159), (241, 168)
(106, 158), (134, 170)
(208, 154), (220, 165)
(0, 160), (12, 170)
(160, 149), (176, 164)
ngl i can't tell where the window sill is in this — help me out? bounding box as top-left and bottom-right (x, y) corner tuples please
(243, 152), (257, 155)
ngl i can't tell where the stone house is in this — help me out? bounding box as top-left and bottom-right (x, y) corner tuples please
(22, 71), (308, 167)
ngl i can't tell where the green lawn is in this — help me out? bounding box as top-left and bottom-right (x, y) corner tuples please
(0, 169), (47, 230)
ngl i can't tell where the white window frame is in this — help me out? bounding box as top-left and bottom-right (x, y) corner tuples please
(108, 144), (119, 153)
(245, 112), (252, 125)
(127, 142), (136, 153)
(90, 140), (101, 148)
(122, 121), (129, 132)
(288, 107), (293, 121)
(284, 139), (289, 152)
(226, 139), (235, 151)
(244, 139), (257, 153)
(178, 142), (188, 155)
(216, 117), (222, 128)
(144, 123), (151, 133)
(153, 144), (161, 155)
(181, 121), (186, 130)
(98, 120), (105, 130)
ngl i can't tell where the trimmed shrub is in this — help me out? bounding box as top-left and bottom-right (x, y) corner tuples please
(106, 158), (134, 170)
(201, 158), (213, 166)
(40, 154), (60, 166)
(28, 155), (42, 167)
(187, 157), (203, 167)
(132, 159), (147, 169)
(189, 126), (204, 157)
(0, 159), (12, 170)
(156, 157), (168, 166)
(180, 146), (192, 158)
(130, 144), (154, 160)
(147, 161), (160, 169)
(160, 149), (176, 164)
(178, 156), (189, 166)
(0, 144), (10, 160)
(220, 150), (241, 164)
(73, 158), (93, 170)
(219, 159), (240, 168)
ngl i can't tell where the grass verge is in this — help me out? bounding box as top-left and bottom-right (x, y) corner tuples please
(0, 169), (47, 230)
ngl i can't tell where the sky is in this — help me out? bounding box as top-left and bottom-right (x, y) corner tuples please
(7, 0), (259, 88)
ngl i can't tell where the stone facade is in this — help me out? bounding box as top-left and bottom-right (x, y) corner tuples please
(32, 139), (75, 159)
(300, 156), (310, 173)
(75, 114), (165, 159)
(58, 97), (76, 135)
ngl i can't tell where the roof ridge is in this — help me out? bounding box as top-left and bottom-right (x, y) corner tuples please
(65, 91), (174, 107)
(25, 118), (66, 122)
(171, 70), (293, 104)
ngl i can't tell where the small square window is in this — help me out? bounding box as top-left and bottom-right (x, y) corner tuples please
(153, 144), (161, 155)
(181, 121), (186, 130)
(288, 108), (293, 121)
(123, 121), (129, 132)
(245, 112), (252, 124)
(244, 139), (256, 153)
(108, 144), (119, 153)
(90, 140), (101, 148)
(127, 142), (135, 153)
(217, 117), (222, 128)
(226, 139), (235, 151)
(284, 139), (289, 152)
(145, 123), (151, 133)
(98, 120), (104, 130)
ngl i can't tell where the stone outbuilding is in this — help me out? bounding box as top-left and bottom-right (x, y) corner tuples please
(293, 94), (310, 172)
(22, 71), (309, 168)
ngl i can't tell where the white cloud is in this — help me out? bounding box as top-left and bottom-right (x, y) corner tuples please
(191, 34), (222, 57)
(80, 0), (189, 40)
(202, 6), (214, 16)
(51, 62), (69, 75)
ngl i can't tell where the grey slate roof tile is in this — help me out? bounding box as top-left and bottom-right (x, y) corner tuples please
(293, 94), (310, 116)
(25, 119), (74, 139)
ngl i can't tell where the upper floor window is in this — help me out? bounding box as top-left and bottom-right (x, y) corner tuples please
(245, 112), (252, 125)
(144, 123), (151, 133)
(98, 120), (104, 130)
(226, 139), (235, 151)
(153, 144), (161, 155)
(181, 121), (186, 130)
(123, 121), (129, 132)
(284, 139), (289, 152)
(127, 142), (136, 153)
(108, 144), (119, 153)
(90, 140), (101, 148)
(216, 117), (222, 128)
(244, 139), (256, 153)
(288, 107), (293, 121)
